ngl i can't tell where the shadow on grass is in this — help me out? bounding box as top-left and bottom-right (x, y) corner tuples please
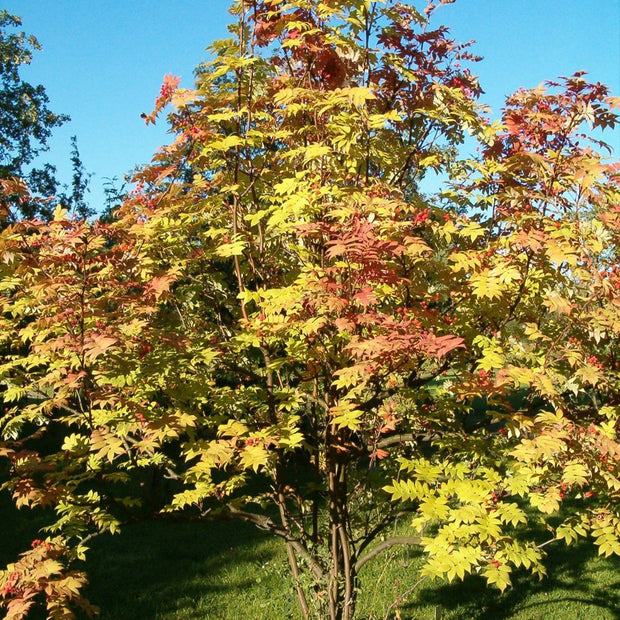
(405, 539), (620, 620)
(1, 486), (295, 620)
(1, 491), (52, 563)
(4, 487), (619, 620)
(80, 517), (295, 620)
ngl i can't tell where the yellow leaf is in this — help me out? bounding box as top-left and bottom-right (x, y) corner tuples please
(53, 204), (69, 221)
(303, 144), (332, 163)
(330, 401), (363, 430)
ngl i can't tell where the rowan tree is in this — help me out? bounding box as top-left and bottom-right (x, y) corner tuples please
(0, 1), (619, 619)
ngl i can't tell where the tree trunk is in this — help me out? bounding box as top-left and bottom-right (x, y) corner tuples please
(327, 455), (357, 620)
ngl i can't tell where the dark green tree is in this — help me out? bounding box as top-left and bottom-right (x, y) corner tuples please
(59, 135), (94, 219)
(0, 10), (68, 218)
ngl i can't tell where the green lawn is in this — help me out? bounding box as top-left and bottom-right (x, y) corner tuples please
(3, 493), (619, 619)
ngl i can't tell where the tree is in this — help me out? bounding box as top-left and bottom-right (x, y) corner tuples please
(0, 11), (69, 219)
(58, 136), (94, 220)
(0, 1), (619, 618)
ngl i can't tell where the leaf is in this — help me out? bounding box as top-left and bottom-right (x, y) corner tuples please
(84, 335), (118, 361)
(418, 333), (465, 360)
(90, 428), (125, 464)
(543, 291), (573, 315)
(216, 236), (246, 257)
(561, 462), (589, 487)
(303, 144), (331, 163)
(353, 286), (377, 307)
(482, 561), (512, 592)
(329, 401), (363, 431)
(239, 443), (270, 472)
(147, 274), (175, 299)
(52, 204), (69, 222)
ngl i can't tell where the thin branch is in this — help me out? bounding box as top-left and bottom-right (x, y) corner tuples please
(537, 537), (559, 549)
(355, 535), (422, 573)
(224, 504), (325, 581)
(383, 575), (429, 620)
(355, 509), (412, 557)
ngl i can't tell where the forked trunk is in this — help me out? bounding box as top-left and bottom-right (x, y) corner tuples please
(327, 459), (357, 620)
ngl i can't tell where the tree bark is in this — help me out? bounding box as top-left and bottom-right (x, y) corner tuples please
(327, 450), (357, 620)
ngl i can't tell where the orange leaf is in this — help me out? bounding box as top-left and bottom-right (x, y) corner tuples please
(84, 335), (118, 360)
(147, 275), (174, 299)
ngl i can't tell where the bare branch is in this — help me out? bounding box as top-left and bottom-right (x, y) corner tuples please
(355, 536), (422, 573)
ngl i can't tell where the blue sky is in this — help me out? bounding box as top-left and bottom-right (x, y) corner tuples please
(4, 0), (620, 210)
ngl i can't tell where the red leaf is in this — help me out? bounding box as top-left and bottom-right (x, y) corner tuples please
(418, 333), (465, 360)
(353, 287), (377, 307)
(370, 449), (389, 461)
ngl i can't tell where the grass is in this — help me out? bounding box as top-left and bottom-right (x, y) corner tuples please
(3, 492), (619, 620)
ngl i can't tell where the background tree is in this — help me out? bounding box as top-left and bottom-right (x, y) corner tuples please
(0, 10), (68, 219)
(58, 135), (94, 219)
(100, 176), (127, 222)
(0, 1), (618, 619)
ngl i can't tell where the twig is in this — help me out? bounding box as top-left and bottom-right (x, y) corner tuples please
(383, 575), (428, 620)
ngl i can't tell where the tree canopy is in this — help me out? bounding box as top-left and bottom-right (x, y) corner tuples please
(0, 10), (69, 219)
(0, 1), (619, 619)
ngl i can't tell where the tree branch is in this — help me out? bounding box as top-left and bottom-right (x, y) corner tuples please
(223, 504), (325, 581)
(355, 535), (422, 573)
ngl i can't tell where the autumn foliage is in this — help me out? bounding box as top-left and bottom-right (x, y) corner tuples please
(1, 1), (619, 619)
